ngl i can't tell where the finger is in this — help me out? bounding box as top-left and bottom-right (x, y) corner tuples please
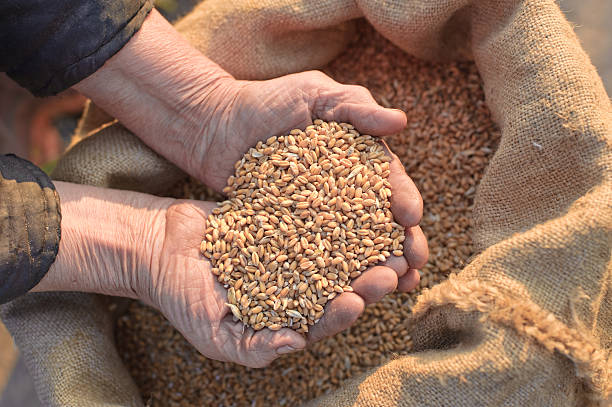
(307, 292), (364, 343)
(336, 85), (407, 135)
(404, 226), (429, 269)
(381, 143), (423, 227)
(303, 77), (406, 135)
(381, 253), (409, 278)
(221, 319), (306, 368)
(247, 327), (307, 364)
(397, 269), (421, 292)
(350, 266), (398, 305)
(315, 101), (407, 136)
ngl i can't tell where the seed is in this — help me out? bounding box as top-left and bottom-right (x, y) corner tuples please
(226, 303), (242, 321)
(240, 295), (250, 308)
(286, 310), (303, 319)
(227, 287), (236, 304)
(300, 260), (314, 270)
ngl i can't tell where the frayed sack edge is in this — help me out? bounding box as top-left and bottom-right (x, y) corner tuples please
(412, 274), (612, 404)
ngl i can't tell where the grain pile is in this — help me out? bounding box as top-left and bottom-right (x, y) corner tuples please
(115, 22), (500, 406)
(202, 121), (404, 332)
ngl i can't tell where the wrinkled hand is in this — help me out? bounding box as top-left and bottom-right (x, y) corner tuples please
(190, 71), (428, 291)
(147, 194), (424, 368)
(195, 71), (407, 191)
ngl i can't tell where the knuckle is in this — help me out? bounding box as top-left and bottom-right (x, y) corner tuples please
(413, 252), (428, 270)
(403, 192), (424, 225)
(418, 242), (430, 268)
(347, 84), (373, 99)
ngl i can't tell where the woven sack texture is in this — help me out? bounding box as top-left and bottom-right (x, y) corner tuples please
(2, 0), (610, 405)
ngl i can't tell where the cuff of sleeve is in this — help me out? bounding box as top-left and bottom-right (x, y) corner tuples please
(0, 155), (61, 304)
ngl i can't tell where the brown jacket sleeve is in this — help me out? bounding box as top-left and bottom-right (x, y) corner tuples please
(0, 154), (61, 304)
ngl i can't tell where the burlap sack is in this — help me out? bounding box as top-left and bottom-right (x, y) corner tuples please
(2, 0), (610, 405)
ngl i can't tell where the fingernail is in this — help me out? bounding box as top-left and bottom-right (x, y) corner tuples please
(276, 345), (300, 355)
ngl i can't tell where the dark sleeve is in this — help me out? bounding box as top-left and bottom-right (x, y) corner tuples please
(0, 0), (153, 97)
(0, 155), (61, 304)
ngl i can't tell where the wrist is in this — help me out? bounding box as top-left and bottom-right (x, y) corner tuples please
(33, 181), (173, 302)
(74, 9), (238, 181)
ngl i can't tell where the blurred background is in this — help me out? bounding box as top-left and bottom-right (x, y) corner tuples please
(0, 1), (610, 405)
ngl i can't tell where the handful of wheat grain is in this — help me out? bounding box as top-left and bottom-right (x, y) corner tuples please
(201, 120), (405, 332)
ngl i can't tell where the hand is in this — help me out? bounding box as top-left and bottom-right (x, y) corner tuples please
(191, 71), (428, 294)
(145, 198), (423, 367)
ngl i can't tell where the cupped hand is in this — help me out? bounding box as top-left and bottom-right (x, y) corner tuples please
(196, 71), (406, 192)
(146, 187), (426, 367)
(191, 71), (428, 295)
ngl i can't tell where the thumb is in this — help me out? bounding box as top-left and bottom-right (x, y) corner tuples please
(315, 101), (407, 136)
(243, 327), (307, 367)
(296, 70), (407, 136)
(274, 328), (308, 355)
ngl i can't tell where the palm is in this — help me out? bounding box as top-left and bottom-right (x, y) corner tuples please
(150, 196), (424, 367)
(198, 71), (411, 192)
(153, 201), (306, 367)
(200, 78), (313, 191)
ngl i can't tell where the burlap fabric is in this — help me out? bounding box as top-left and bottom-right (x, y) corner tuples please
(1, 0), (610, 405)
